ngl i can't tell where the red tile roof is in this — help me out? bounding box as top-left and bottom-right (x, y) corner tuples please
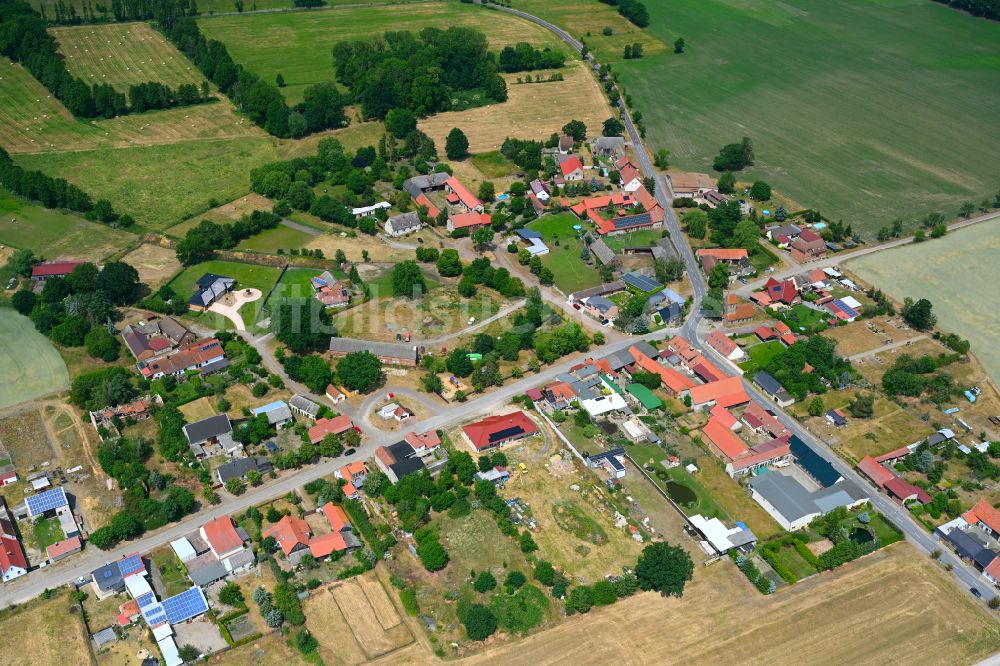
(263, 515), (311, 555)
(338, 461), (367, 481)
(449, 211), (491, 229)
(321, 502), (351, 532)
(404, 430), (441, 451)
(755, 326), (777, 341)
(46, 535), (82, 560)
(985, 557), (1000, 582)
(559, 156), (584, 177)
(667, 336), (699, 363)
(706, 330), (739, 358)
(857, 456), (894, 488)
(632, 186), (664, 222)
(710, 404), (739, 430)
(203, 515), (244, 556)
(308, 415), (354, 444)
(725, 303), (757, 323)
(696, 248), (748, 261)
(780, 333), (797, 346)
(799, 228), (821, 242)
(619, 164), (641, 185)
(963, 499), (1000, 534)
(629, 347), (694, 394)
(445, 176), (482, 210)
(688, 376), (749, 408)
(741, 402), (787, 438)
(0, 535), (26, 575)
(874, 446), (912, 463)
(692, 360), (726, 384)
(309, 532), (348, 558)
(884, 476), (931, 504)
(569, 192), (633, 218)
(415, 193), (440, 219)
(342, 481), (359, 497)
(31, 260), (84, 278)
(728, 439), (791, 472)
(462, 411), (537, 451)
(702, 417), (749, 463)
(764, 277), (799, 305)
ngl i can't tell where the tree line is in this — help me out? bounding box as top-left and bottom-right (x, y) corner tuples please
(331, 27), (508, 120)
(175, 209), (281, 264)
(932, 0), (1000, 20)
(497, 42), (566, 73)
(0, 1), (212, 119)
(163, 12), (347, 138)
(598, 0), (650, 27)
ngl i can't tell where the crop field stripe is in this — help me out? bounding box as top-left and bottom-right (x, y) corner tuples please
(52, 23), (206, 92)
(0, 311), (69, 411)
(612, 0), (1000, 234)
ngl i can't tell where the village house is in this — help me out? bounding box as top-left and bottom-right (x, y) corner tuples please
(137, 337), (227, 379)
(187, 273), (235, 311)
(447, 210), (492, 233)
(0, 498), (27, 582)
(668, 172), (715, 198)
(351, 201), (391, 220)
(462, 412), (538, 452)
(252, 400), (293, 428)
(384, 211), (422, 237)
(557, 155), (585, 181)
(444, 176), (484, 212)
(310, 503), (361, 559)
(216, 456), (272, 486)
(122, 317), (194, 362)
(311, 271), (351, 309)
(289, 394), (322, 420)
(753, 371), (795, 407)
(529, 179), (550, 202)
(263, 515), (312, 564)
(592, 136), (627, 159)
(790, 229), (827, 262)
(183, 414), (237, 458)
(725, 436), (793, 478)
(619, 162), (643, 193)
(696, 248), (750, 276)
(706, 330), (745, 362)
(307, 415), (356, 445)
(580, 295), (619, 324)
(688, 375), (750, 411)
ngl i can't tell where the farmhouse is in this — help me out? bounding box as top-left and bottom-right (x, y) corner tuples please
(569, 192), (634, 218)
(188, 273), (235, 311)
(790, 229), (827, 262)
(753, 371), (795, 407)
(216, 456), (271, 485)
(47, 536), (82, 562)
(588, 207), (663, 236)
(619, 163), (643, 192)
(335, 460), (368, 492)
(263, 515), (312, 563)
(696, 248), (750, 275)
(726, 436), (793, 478)
(403, 172), (450, 199)
(384, 211), (422, 237)
(122, 317), (194, 362)
(569, 280), (626, 305)
(200, 515), (251, 562)
(444, 176), (483, 212)
(591, 136), (627, 159)
(307, 415), (355, 444)
(749, 472), (868, 531)
(462, 411), (538, 452)
(668, 172), (715, 197)
(447, 211), (492, 233)
(30, 260), (84, 281)
(587, 235), (617, 266)
(701, 415), (749, 463)
(688, 376), (750, 411)
(311, 271), (351, 309)
(183, 414), (236, 458)
(557, 155), (585, 181)
(310, 502), (361, 558)
(529, 179), (550, 202)
(137, 337), (226, 379)
(760, 277), (800, 307)
(329, 337), (418, 366)
(90, 553), (146, 600)
(515, 228), (550, 256)
(741, 401), (788, 439)
(629, 347), (695, 396)
(0, 498), (27, 582)
(580, 295), (618, 323)
(706, 330), (745, 361)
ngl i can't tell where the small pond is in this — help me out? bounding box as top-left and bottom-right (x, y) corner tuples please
(665, 480), (698, 506)
(849, 527), (873, 544)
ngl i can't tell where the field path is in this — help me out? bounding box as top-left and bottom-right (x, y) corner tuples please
(280, 218), (320, 236)
(848, 335), (927, 361)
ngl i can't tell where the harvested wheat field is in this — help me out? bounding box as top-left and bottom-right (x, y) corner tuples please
(0, 592), (93, 666)
(121, 242), (181, 288)
(166, 193), (274, 238)
(52, 22), (205, 92)
(305, 574), (412, 665)
(380, 544), (1000, 665)
(419, 63), (612, 154)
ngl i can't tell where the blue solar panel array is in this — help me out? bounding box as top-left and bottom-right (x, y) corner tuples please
(118, 553), (144, 577)
(832, 299), (860, 319)
(145, 606), (167, 626)
(162, 587), (208, 624)
(137, 592), (157, 609)
(623, 271), (662, 293)
(613, 212), (651, 229)
(25, 487), (67, 516)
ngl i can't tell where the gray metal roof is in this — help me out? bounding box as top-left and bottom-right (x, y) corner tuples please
(749, 472), (819, 522)
(92, 627), (117, 646)
(186, 554), (229, 586)
(570, 281), (625, 301)
(329, 337), (417, 361)
(289, 394), (320, 417)
(586, 295), (616, 315)
(182, 414), (232, 445)
(631, 341), (659, 359)
(216, 457), (268, 484)
(753, 371), (783, 396)
(387, 211), (421, 233)
(589, 238), (616, 265)
(403, 172), (450, 198)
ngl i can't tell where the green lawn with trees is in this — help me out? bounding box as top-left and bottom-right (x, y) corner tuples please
(527, 212), (602, 293)
(615, 0), (1000, 234)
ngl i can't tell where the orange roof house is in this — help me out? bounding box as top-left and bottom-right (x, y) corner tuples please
(857, 456), (894, 488)
(710, 404), (741, 431)
(322, 502), (351, 532)
(701, 417), (749, 463)
(964, 499), (1000, 534)
(263, 515), (311, 555)
(559, 156), (585, 179)
(201, 515), (245, 559)
(405, 430), (441, 452)
(448, 211), (491, 230)
(688, 376), (749, 410)
(414, 193), (440, 219)
(308, 415), (354, 444)
(707, 330), (743, 361)
(629, 346), (695, 395)
(444, 176), (483, 211)
(309, 532), (347, 558)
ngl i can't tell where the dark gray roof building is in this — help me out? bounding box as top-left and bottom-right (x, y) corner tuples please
(329, 337), (418, 364)
(183, 414), (232, 446)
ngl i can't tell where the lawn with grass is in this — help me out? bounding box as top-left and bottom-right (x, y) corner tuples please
(603, 229), (663, 251)
(168, 260), (283, 303)
(470, 151), (516, 180)
(0, 189), (137, 261)
(198, 2), (565, 104)
(236, 224), (314, 254)
(780, 304), (829, 334)
(32, 516), (64, 552)
(689, 456), (782, 539)
(766, 543), (818, 582)
(271, 266), (321, 301)
(152, 548), (190, 598)
(739, 340), (785, 375)
(0, 310), (69, 410)
(528, 212), (601, 293)
(664, 465), (729, 521)
(615, 0), (1000, 235)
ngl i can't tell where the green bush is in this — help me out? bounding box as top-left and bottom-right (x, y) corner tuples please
(399, 587), (420, 616)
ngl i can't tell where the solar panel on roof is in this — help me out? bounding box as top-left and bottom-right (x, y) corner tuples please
(833, 299), (859, 319)
(144, 606), (167, 626)
(162, 587), (208, 624)
(623, 272), (661, 293)
(137, 592), (157, 608)
(25, 487), (67, 516)
(488, 426), (524, 443)
(118, 553), (144, 577)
